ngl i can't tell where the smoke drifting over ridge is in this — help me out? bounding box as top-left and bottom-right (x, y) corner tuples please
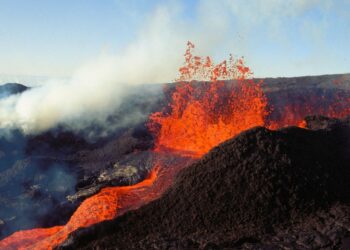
(0, 0), (340, 137)
(0, 6), (184, 136)
(0, 2), (229, 136)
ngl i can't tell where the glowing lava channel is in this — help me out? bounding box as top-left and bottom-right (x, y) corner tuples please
(0, 167), (162, 250)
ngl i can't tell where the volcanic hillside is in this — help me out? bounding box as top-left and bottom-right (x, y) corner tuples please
(60, 116), (350, 249)
(0, 73), (350, 247)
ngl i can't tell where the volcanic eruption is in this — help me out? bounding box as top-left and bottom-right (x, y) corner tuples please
(0, 42), (350, 249)
(149, 41), (269, 157)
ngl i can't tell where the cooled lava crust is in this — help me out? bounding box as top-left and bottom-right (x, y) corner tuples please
(59, 116), (350, 249)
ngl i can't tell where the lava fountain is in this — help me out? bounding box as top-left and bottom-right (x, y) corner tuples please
(149, 41), (269, 157)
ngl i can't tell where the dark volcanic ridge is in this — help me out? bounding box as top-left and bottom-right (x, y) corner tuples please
(60, 116), (350, 250)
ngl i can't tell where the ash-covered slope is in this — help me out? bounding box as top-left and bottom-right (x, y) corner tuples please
(60, 116), (350, 249)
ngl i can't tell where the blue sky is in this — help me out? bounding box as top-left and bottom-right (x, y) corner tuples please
(0, 0), (349, 80)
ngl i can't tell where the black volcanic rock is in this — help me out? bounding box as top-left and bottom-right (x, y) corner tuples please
(60, 117), (350, 249)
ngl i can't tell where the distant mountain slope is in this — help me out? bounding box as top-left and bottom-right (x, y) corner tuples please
(0, 83), (29, 99)
(261, 73), (350, 92)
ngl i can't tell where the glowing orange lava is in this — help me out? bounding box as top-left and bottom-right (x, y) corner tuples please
(149, 43), (350, 155)
(149, 41), (269, 157)
(268, 93), (350, 129)
(0, 167), (163, 250)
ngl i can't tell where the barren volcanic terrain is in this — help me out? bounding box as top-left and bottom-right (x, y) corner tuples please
(0, 72), (350, 249)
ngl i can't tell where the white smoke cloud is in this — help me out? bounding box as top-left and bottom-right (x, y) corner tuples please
(0, 0), (343, 136)
(0, 1), (233, 136)
(0, 5), (187, 136)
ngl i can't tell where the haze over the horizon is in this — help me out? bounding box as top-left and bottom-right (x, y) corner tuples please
(0, 0), (350, 141)
(0, 0), (349, 82)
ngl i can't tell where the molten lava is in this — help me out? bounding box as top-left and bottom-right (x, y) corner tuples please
(1, 42), (350, 249)
(149, 43), (350, 155)
(149, 41), (269, 157)
(267, 92), (350, 129)
(0, 167), (162, 250)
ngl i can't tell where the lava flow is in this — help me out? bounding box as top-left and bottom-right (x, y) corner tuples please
(0, 167), (162, 250)
(1, 42), (350, 249)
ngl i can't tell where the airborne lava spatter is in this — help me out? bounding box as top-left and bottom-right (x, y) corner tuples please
(1, 42), (350, 249)
(149, 44), (350, 155)
(149, 41), (269, 157)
